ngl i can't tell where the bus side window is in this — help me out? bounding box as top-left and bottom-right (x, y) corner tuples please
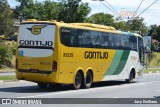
(120, 35), (130, 50)
(129, 36), (137, 51)
(77, 29), (91, 48)
(138, 37), (144, 65)
(100, 32), (110, 49)
(90, 31), (100, 48)
(111, 34), (120, 49)
(60, 27), (77, 47)
(60, 28), (71, 47)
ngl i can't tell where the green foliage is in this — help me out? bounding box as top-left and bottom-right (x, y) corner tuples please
(14, 0), (60, 20)
(11, 42), (16, 55)
(0, 1), (14, 36)
(86, 12), (114, 26)
(0, 42), (13, 66)
(149, 25), (160, 42)
(58, 0), (91, 22)
(14, 0), (33, 20)
(149, 52), (160, 66)
(0, 0), (9, 7)
(0, 76), (16, 80)
(113, 21), (127, 31)
(130, 17), (147, 35)
(14, 0), (91, 22)
(151, 44), (156, 51)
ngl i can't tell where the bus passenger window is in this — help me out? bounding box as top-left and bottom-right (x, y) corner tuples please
(129, 36), (137, 51)
(60, 27), (77, 47)
(111, 34), (120, 49)
(90, 31), (100, 48)
(77, 29), (91, 48)
(100, 32), (110, 48)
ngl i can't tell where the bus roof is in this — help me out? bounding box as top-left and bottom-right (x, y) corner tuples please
(70, 23), (116, 30)
(119, 31), (142, 38)
(22, 19), (142, 38)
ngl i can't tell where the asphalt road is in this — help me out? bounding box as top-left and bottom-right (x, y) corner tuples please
(0, 73), (160, 107)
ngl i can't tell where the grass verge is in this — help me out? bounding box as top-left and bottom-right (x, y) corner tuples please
(0, 75), (16, 80)
(149, 52), (160, 66)
(144, 69), (160, 73)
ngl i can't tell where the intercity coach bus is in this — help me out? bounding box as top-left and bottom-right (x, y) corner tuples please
(16, 19), (144, 89)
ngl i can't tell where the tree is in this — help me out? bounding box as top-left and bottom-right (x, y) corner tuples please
(14, 0), (90, 22)
(20, 0), (60, 20)
(114, 21), (127, 31)
(130, 17), (147, 35)
(0, 0), (9, 7)
(14, 0), (33, 20)
(156, 26), (160, 42)
(86, 13), (114, 26)
(149, 25), (160, 42)
(58, 0), (91, 22)
(0, 0), (14, 36)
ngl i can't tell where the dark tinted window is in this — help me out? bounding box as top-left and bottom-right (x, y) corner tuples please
(60, 28), (77, 47)
(77, 29), (92, 47)
(138, 37), (144, 49)
(100, 32), (110, 48)
(129, 36), (137, 51)
(60, 27), (138, 51)
(120, 35), (130, 50)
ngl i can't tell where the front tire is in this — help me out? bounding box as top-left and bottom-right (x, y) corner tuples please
(73, 72), (82, 89)
(125, 71), (134, 83)
(83, 71), (93, 89)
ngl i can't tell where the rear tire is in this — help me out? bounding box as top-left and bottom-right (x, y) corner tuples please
(125, 71), (134, 83)
(73, 72), (82, 89)
(37, 83), (48, 89)
(83, 71), (93, 89)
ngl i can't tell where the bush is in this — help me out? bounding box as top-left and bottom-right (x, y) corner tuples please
(0, 41), (13, 67)
(11, 42), (16, 55)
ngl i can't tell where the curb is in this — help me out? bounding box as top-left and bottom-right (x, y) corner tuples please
(144, 71), (160, 74)
(0, 70), (16, 73)
(0, 80), (25, 83)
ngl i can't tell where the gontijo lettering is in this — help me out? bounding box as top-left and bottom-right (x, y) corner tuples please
(85, 51), (108, 59)
(19, 40), (53, 47)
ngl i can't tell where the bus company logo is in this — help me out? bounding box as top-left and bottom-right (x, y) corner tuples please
(27, 25), (47, 35)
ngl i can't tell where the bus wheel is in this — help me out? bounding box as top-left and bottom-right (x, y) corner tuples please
(73, 72), (82, 89)
(83, 71), (93, 89)
(37, 83), (48, 89)
(125, 71), (134, 83)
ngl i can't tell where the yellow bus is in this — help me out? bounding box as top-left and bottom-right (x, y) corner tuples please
(16, 19), (144, 89)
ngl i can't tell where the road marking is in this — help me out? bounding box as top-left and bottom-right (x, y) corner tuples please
(156, 90), (160, 92)
(17, 81), (160, 98)
(98, 98), (113, 102)
(113, 97), (119, 98)
(0, 80), (31, 84)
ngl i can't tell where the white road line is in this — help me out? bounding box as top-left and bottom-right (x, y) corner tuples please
(0, 80), (32, 84)
(98, 99), (113, 102)
(17, 81), (160, 98)
(156, 90), (160, 92)
(113, 97), (119, 98)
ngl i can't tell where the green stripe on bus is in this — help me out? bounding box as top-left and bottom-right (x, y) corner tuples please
(105, 50), (123, 75)
(113, 50), (130, 75)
